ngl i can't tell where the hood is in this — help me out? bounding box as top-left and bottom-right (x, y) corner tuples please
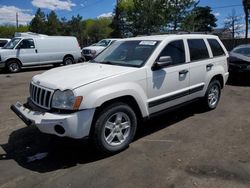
(82, 46), (106, 54)
(230, 52), (250, 62)
(32, 63), (135, 91)
(0, 48), (15, 54)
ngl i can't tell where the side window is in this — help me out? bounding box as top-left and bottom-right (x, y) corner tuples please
(159, 40), (185, 65)
(188, 39), (209, 61)
(20, 39), (35, 49)
(208, 39), (225, 57)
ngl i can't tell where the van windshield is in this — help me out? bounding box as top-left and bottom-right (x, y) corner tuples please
(3, 38), (21, 49)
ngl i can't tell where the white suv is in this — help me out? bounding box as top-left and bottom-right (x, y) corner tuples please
(82, 39), (119, 61)
(11, 34), (229, 154)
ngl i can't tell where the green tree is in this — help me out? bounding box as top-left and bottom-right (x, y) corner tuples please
(127, 0), (166, 36)
(60, 17), (71, 35)
(0, 25), (29, 38)
(85, 18), (113, 44)
(181, 6), (217, 32)
(110, 0), (134, 37)
(29, 8), (46, 34)
(67, 15), (85, 46)
(168, 0), (196, 31)
(46, 11), (60, 35)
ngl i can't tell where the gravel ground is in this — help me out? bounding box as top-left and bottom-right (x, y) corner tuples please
(0, 67), (250, 188)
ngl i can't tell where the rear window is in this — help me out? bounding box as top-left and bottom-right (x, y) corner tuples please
(208, 39), (225, 57)
(188, 39), (209, 61)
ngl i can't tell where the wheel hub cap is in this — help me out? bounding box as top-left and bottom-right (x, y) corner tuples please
(208, 85), (219, 106)
(104, 112), (131, 146)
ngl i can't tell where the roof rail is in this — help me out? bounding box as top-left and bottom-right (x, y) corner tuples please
(14, 32), (48, 37)
(177, 31), (211, 34)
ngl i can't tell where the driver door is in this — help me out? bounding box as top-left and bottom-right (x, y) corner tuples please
(147, 40), (190, 114)
(16, 38), (40, 66)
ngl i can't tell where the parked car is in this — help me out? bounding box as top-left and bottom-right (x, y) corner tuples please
(82, 39), (119, 61)
(11, 34), (229, 154)
(0, 38), (11, 48)
(0, 32), (81, 73)
(228, 44), (250, 73)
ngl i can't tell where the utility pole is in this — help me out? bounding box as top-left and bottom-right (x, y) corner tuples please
(16, 12), (19, 29)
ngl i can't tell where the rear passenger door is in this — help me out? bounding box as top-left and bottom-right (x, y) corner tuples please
(16, 38), (40, 65)
(188, 39), (211, 100)
(147, 40), (190, 114)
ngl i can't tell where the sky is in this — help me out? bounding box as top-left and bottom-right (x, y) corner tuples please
(0, 0), (245, 29)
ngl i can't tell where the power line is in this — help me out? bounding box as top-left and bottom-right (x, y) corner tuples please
(212, 4), (242, 10)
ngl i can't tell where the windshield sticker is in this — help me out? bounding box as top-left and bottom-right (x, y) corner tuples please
(139, 41), (157, 46)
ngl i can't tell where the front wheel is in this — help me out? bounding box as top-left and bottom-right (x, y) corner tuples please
(7, 60), (21, 73)
(92, 103), (137, 154)
(203, 80), (221, 110)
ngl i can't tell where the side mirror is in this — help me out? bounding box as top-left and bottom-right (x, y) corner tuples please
(152, 56), (172, 71)
(16, 42), (23, 49)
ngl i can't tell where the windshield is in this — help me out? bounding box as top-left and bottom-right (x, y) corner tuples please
(92, 40), (159, 67)
(3, 38), (21, 49)
(92, 39), (111, 47)
(232, 47), (250, 56)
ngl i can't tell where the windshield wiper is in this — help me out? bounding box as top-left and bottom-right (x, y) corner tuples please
(99, 61), (115, 65)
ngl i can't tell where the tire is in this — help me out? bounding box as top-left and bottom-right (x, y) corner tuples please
(203, 80), (221, 110)
(7, 60), (21, 73)
(92, 102), (137, 154)
(63, 56), (74, 65)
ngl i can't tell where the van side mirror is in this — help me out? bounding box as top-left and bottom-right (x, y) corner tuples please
(16, 42), (23, 49)
(152, 56), (172, 71)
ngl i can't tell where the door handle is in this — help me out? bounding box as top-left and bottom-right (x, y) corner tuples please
(179, 69), (189, 75)
(35, 49), (38, 53)
(206, 63), (214, 71)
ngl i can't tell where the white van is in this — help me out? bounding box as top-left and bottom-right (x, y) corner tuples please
(0, 32), (81, 73)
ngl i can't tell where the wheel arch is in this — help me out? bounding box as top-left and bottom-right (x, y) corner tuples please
(210, 74), (224, 89)
(63, 54), (74, 62)
(94, 95), (144, 122)
(6, 58), (22, 67)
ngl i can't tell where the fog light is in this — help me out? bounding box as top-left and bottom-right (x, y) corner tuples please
(54, 125), (65, 135)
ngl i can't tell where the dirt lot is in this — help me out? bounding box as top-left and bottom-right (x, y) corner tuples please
(0, 67), (250, 188)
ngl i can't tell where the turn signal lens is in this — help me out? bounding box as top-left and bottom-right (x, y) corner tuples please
(73, 96), (83, 110)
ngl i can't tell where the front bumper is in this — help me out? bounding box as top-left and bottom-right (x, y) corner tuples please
(0, 61), (5, 68)
(82, 55), (93, 61)
(224, 72), (229, 84)
(11, 102), (95, 139)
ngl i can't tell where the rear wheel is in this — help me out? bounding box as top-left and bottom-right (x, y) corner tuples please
(203, 80), (221, 110)
(92, 102), (137, 154)
(7, 60), (21, 73)
(63, 56), (74, 65)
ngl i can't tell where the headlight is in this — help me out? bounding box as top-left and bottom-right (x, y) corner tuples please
(91, 50), (96, 55)
(52, 90), (83, 110)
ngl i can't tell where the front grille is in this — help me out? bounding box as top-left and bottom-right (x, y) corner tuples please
(82, 49), (91, 55)
(30, 83), (54, 110)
